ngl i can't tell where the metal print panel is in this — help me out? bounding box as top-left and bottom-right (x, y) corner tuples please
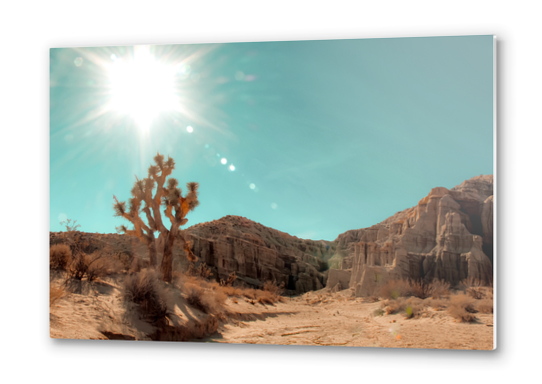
(50, 35), (495, 349)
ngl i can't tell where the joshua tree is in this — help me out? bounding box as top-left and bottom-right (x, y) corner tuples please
(113, 152), (199, 282)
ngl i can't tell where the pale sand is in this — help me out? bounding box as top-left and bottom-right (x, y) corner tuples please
(204, 290), (494, 350)
(50, 279), (493, 350)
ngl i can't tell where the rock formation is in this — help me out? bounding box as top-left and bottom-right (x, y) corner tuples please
(330, 175), (494, 295)
(184, 216), (336, 294)
(50, 175), (493, 296)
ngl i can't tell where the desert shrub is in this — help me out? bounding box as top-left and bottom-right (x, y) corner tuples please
(408, 279), (432, 299)
(427, 279), (451, 299)
(187, 262), (212, 279)
(263, 280), (285, 297)
(426, 298), (448, 311)
(218, 285), (244, 297)
(185, 284), (208, 313)
(177, 275), (227, 314)
(123, 269), (168, 322)
(220, 271), (237, 286)
(477, 299), (494, 314)
(458, 276), (489, 291)
(378, 279), (410, 299)
(67, 252), (119, 281)
(382, 298), (406, 315)
(50, 283), (65, 306)
(50, 244), (72, 270)
(87, 253), (122, 281)
(448, 294), (478, 322)
(257, 291), (276, 305)
(466, 287), (485, 300)
(404, 297), (427, 319)
(113, 251), (133, 271)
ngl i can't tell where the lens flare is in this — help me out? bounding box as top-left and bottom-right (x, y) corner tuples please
(108, 45), (179, 132)
(187, 125), (193, 133)
(221, 158), (227, 164)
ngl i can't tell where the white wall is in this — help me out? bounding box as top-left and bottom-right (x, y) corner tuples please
(1, 0), (540, 382)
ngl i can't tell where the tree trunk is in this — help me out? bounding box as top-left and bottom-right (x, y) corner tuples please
(147, 237), (157, 267)
(160, 229), (177, 282)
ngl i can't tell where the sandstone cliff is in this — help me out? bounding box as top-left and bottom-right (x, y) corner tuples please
(50, 175), (493, 297)
(185, 216), (336, 294)
(329, 175), (494, 296)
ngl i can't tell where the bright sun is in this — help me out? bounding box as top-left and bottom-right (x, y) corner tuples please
(108, 46), (179, 131)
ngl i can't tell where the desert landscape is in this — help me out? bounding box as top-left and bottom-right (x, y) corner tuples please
(50, 173), (494, 350)
(50, 39), (494, 350)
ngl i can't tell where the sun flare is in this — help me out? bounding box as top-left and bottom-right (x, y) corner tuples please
(108, 46), (179, 131)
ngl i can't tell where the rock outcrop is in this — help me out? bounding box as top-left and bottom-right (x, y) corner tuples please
(329, 175), (494, 295)
(185, 216), (336, 294)
(50, 175), (493, 297)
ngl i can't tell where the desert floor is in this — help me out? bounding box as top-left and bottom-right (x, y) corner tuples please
(50, 278), (493, 350)
(203, 290), (494, 350)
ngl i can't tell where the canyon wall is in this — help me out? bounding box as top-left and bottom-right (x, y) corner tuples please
(329, 175), (494, 295)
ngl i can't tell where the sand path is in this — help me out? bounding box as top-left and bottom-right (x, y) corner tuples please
(205, 291), (494, 350)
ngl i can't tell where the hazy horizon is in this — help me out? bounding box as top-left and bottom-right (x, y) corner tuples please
(50, 36), (494, 241)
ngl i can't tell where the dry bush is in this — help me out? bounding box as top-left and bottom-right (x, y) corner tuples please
(477, 299), (494, 314)
(427, 279), (451, 299)
(123, 269), (169, 322)
(50, 244), (72, 270)
(448, 294), (478, 322)
(382, 298), (406, 315)
(217, 285), (244, 297)
(86, 253), (122, 281)
(426, 298), (448, 311)
(179, 275), (227, 314)
(404, 297), (427, 319)
(187, 262), (212, 279)
(263, 280), (285, 296)
(68, 252), (120, 281)
(466, 287), (485, 300)
(220, 271), (237, 286)
(408, 279), (432, 299)
(50, 283), (65, 306)
(378, 279), (410, 299)
(257, 291), (276, 305)
(184, 284), (207, 313)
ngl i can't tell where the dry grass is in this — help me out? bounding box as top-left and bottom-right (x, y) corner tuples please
(425, 298), (448, 311)
(50, 283), (65, 306)
(218, 285), (244, 297)
(377, 278), (449, 300)
(404, 297), (427, 319)
(176, 275), (227, 314)
(68, 252), (122, 281)
(50, 244), (72, 271)
(187, 262), (212, 279)
(184, 277), (283, 305)
(123, 269), (169, 322)
(378, 279), (410, 299)
(448, 294), (478, 322)
(263, 280), (285, 296)
(477, 299), (494, 314)
(427, 279), (451, 299)
(382, 298), (406, 315)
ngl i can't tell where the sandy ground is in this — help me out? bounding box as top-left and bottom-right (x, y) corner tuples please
(204, 291), (494, 350)
(50, 279), (493, 350)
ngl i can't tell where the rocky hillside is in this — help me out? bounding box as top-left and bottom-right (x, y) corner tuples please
(50, 175), (493, 296)
(327, 175), (494, 295)
(185, 216), (336, 293)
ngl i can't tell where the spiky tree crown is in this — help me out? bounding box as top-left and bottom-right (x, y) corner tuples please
(113, 152), (199, 238)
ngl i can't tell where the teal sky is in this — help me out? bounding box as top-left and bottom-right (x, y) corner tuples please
(50, 36), (494, 241)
